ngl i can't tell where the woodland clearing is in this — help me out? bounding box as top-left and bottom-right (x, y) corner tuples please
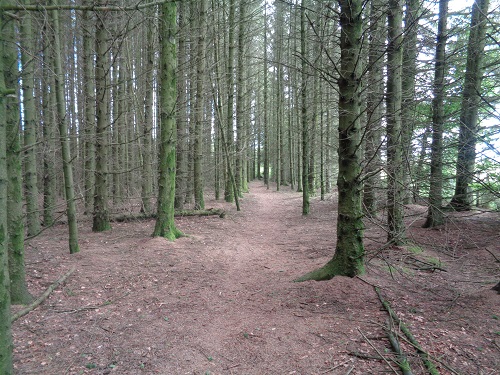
(12, 181), (500, 375)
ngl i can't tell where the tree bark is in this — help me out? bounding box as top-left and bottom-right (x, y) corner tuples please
(92, 6), (111, 232)
(300, 0), (309, 215)
(51, 1), (80, 253)
(296, 0), (365, 280)
(386, 0), (405, 245)
(364, 0), (385, 215)
(20, 8), (41, 236)
(0, 9), (14, 372)
(424, 0), (449, 228)
(194, 0), (207, 210)
(153, 0), (183, 240)
(450, 0), (490, 210)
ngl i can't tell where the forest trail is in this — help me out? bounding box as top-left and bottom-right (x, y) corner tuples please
(12, 181), (500, 374)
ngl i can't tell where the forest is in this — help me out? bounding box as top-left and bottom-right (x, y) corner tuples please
(0, 0), (499, 374)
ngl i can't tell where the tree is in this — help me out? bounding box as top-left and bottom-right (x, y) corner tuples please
(153, 0), (183, 240)
(193, 0), (207, 210)
(300, 0), (310, 215)
(450, 0), (490, 210)
(386, 0), (405, 245)
(363, 0), (385, 214)
(4, 13), (31, 304)
(423, 0), (449, 228)
(20, 7), (41, 236)
(0, 8), (14, 373)
(82, 2), (95, 215)
(93, 6), (112, 232)
(51, 1), (80, 253)
(296, 0), (365, 280)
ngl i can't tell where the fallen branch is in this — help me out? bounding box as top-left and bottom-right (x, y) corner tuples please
(12, 267), (76, 323)
(112, 208), (225, 222)
(385, 319), (413, 375)
(358, 328), (399, 375)
(375, 287), (440, 375)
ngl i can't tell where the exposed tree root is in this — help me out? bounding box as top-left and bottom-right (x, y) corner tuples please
(11, 267), (76, 323)
(112, 208), (225, 223)
(375, 287), (440, 375)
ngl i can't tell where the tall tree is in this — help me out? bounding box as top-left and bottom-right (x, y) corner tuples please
(300, 0), (310, 215)
(224, 0), (236, 202)
(423, 0), (449, 228)
(51, 1), (79, 253)
(5, 14), (31, 304)
(20, 8), (40, 236)
(193, 0), (207, 210)
(93, 7), (112, 232)
(401, 0), (421, 204)
(0, 7), (14, 373)
(141, 10), (155, 215)
(450, 0), (490, 210)
(153, 0), (183, 240)
(363, 0), (385, 214)
(296, 0), (365, 280)
(82, 4), (95, 214)
(386, 0), (405, 245)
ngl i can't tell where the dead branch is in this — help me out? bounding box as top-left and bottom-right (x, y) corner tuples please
(112, 208), (225, 222)
(375, 287), (441, 375)
(12, 267), (76, 323)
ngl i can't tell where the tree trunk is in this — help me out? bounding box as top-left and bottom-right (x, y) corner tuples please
(0, 11), (14, 366)
(153, 1), (183, 240)
(296, 0), (365, 280)
(92, 7), (111, 232)
(82, 5), (95, 215)
(224, 0), (236, 202)
(194, 0), (207, 210)
(300, 0), (310, 215)
(51, 2), (79, 253)
(401, 0), (421, 204)
(141, 13), (155, 215)
(364, 0), (385, 215)
(386, 0), (405, 245)
(42, 26), (56, 228)
(20, 9), (41, 236)
(5, 18), (31, 304)
(175, 1), (188, 209)
(450, 0), (490, 210)
(424, 0), (449, 228)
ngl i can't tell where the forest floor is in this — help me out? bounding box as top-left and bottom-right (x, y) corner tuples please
(11, 181), (500, 375)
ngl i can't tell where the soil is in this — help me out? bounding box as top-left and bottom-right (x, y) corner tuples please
(12, 181), (500, 375)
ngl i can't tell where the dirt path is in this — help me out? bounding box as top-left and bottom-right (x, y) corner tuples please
(12, 181), (500, 374)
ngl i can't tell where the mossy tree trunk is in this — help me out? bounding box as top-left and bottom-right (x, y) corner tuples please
(20, 8), (40, 237)
(0, 8), (14, 374)
(174, 1), (188, 209)
(386, 0), (405, 245)
(424, 0), (449, 228)
(92, 7), (111, 232)
(153, 1), (183, 240)
(51, 2), (79, 253)
(296, 0), (365, 281)
(450, 0), (490, 210)
(193, 0), (207, 210)
(4, 14), (31, 304)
